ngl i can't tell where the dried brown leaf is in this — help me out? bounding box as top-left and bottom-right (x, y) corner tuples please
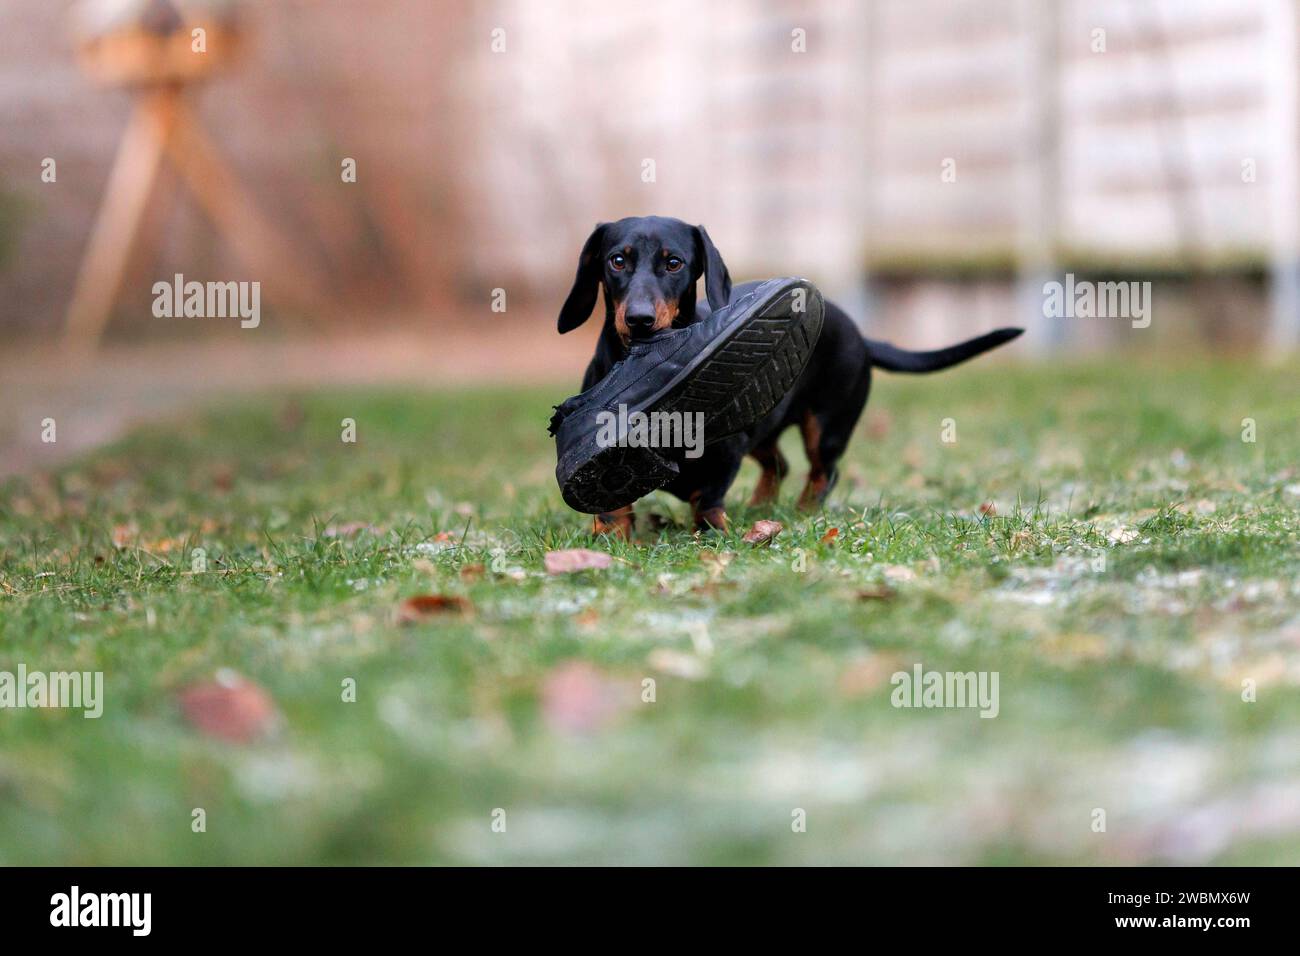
(544, 549), (612, 574)
(177, 672), (277, 743)
(396, 593), (471, 623)
(742, 520), (783, 546)
(541, 661), (631, 734)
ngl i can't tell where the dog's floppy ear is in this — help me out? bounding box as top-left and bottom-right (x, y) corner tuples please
(693, 225), (732, 311)
(557, 223), (608, 333)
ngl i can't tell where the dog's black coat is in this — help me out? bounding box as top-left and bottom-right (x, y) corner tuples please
(557, 215), (1023, 531)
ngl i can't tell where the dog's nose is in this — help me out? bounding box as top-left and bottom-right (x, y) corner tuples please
(626, 312), (656, 336)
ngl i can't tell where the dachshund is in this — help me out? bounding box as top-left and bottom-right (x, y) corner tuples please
(557, 215), (1023, 535)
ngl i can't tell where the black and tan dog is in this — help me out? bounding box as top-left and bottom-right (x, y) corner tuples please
(557, 215), (1023, 535)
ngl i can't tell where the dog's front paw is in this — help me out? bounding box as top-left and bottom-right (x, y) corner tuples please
(593, 507), (635, 540)
(692, 506), (728, 532)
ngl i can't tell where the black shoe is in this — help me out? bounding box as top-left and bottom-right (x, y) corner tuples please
(550, 276), (825, 514)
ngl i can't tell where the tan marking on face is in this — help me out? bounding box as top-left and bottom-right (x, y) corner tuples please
(653, 298), (679, 332)
(613, 298), (630, 342)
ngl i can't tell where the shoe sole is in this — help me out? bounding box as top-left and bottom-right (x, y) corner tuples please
(559, 278), (824, 514)
(653, 278), (824, 443)
(561, 443), (680, 515)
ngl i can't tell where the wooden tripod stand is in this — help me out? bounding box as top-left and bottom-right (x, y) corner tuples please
(64, 27), (325, 352)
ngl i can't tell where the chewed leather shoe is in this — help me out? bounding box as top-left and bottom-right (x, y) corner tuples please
(550, 276), (825, 514)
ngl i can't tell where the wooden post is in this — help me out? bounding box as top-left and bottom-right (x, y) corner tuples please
(63, 87), (179, 353)
(162, 102), (327, 312)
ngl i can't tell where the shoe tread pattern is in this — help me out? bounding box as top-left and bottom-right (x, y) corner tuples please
(658, 300), (822, 442)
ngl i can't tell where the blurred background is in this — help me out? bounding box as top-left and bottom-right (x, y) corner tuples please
(1, 0), (1298, 467)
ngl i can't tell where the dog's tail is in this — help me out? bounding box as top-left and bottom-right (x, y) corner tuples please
(865, 327), (1023, 373)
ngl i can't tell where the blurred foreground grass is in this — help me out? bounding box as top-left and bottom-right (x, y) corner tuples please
(1, 361), (1298, 864)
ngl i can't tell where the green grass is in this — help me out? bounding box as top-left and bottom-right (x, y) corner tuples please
(2, 361), (1299, 864)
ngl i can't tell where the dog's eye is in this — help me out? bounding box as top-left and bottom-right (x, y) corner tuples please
(665, 256), (683, 273)
(609, 253), (627, 271)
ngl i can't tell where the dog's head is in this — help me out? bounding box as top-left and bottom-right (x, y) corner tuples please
(556, 216), (732, 341)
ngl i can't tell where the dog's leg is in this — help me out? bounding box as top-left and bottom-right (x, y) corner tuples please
(798, 366), (871, 509)
(674, 443), (743, 532)
(593, 505), (635, 540)
(797, 410), (831, 509)
(691, 494), (729, 532)
(749, 438), (788, 507)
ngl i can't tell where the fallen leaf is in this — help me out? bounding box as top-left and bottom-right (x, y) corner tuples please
(544, 549), (612, 574)
(177, 671), (277, 743)
(821, 527), (840, 544)
(541, 661), (632, 734)
(856, 585), (896, 601)
(742, 520), (783, 546)
(978, 502), (997, 517)
(459, 563), (486, 581)
(396, 594), (471, 623)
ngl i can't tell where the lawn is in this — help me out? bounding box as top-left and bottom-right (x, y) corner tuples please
(1, 361), (1298, 865)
